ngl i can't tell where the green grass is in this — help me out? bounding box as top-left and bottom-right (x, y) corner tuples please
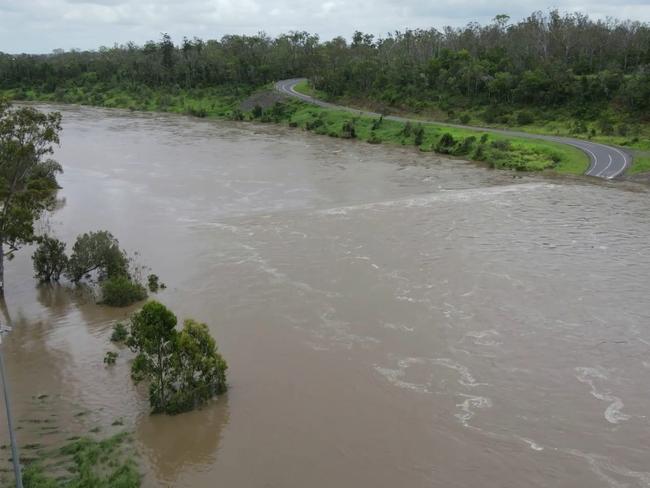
(293, 80), (328, 100)
(283, 102), (589, 173)
(15, 432), (140, 488)
(628, 154), (650, 174)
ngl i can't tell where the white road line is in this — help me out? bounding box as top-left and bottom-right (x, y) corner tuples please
(278, 79), (631, 179)
(597, 154), (613, 177)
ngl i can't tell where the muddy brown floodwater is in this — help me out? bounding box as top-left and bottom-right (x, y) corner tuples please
(0, 105), (649, 487)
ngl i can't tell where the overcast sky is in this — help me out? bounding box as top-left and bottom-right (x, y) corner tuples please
(2, 0), (650, 54)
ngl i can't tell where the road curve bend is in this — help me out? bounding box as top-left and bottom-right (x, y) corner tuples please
(276, 78), (631, 179)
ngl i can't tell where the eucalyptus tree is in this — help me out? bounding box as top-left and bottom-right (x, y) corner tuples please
(0, 101), (62, 294)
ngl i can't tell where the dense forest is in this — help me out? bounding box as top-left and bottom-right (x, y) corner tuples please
(1, 10), (649, 132)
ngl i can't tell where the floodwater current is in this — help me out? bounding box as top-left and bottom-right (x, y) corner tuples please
(0, 105), (649, 487)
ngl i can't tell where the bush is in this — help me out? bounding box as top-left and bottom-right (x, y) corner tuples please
(413, 124), (425, 146)
(368, 131), (382, 144)
(66, 231), (128, 282)
(101, 276), (147, 307)
(104, 351), (118, 365)
(111, 322), (128, 342)
(186, 106), (207, 118)
(32, 235), (68, 282)
(459, 113), (471, 124)
(401, 121), (413, 137)
(491, 139), (512, 151)
(341, 120), (356, 138)
(435, 132), (456, 154)
(516, 111), (535, 125)
(453, 136), (476, 156)
(251, 104), (263, 118)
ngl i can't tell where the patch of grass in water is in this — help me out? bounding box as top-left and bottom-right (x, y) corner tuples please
(16, 432), (140, 488)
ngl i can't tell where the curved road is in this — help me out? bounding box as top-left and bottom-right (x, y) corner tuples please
(276, 78), (630, 179)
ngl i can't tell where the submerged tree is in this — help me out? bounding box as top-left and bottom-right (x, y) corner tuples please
(167, 319), (228, 414)
(127, 301), (178, 413)
(126, 301), (228, 414)
(66, 230), (128, 282)
(0, 100), (62, 294)
(32, 235), (68, 282)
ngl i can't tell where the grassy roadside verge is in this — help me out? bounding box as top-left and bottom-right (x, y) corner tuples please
(3, 84), (588, 174)
(274, 97), (588, 173)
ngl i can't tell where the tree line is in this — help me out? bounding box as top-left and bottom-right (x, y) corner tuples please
(1, 10), (649, 121)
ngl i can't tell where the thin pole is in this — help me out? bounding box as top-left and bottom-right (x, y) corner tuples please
(0, 339), (23, 488)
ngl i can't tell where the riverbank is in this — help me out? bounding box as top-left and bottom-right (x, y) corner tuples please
(293, 81), (650, 151)
(2, 85), (588, 174)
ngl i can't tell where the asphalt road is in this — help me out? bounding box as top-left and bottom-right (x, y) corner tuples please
(276, 78), (631, 179)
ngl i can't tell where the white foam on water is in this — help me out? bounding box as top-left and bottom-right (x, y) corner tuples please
(462, 330), (502, 347)
(564, 449), (650, 488)
(575, 367), (631, 424)
(383, 322), (415, 333)
(517, 436), (544, 451)
(373, 366), (430, 394)
(433, 358), (487, 387)
(314, 183), (556, 216)
(455, 394), (493, 427)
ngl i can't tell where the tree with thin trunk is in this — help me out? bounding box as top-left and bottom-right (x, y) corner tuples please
(0, 100), (62, 294)
(127, 301), (178, 413)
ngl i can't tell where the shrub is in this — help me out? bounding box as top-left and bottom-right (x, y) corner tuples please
(453, 136), (476, 156)
(401, 121), (413, 137)
(516, 111), (535, 125)
(435, 132), (456, 154)
(251, 104), (263, 118)
(598, 118), (614, 135)
(341, 120), (356, 138)
(111, 322), (128, 342)
(101, 276), (147, 307)
(480, 133), (489, 144)
(368, 131), (382, 144)
(413, 124), (425, 146)
(104, 351), (118, 365)
(459, 113), (471, 124)
(491, 139), (512, 151)
(32, 235), (68, 282)
(186, 106), (207, 118)
(66, 231), (128, 282)
(371, 116), (383, 130)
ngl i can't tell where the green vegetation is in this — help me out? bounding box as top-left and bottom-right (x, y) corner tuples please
(147, 274), (165, 292)
(103, 351), (118, 365)
(32, 236), (68, 282)
(101, 276), (147, 307)
(66, 231), (129, 283)
(3, 11), (648, 174)
(30, 230), (150, 306)
(254, 100), (588, 172)
(0, 101), (62, 293)
(110, 322), (128, 342)
(126, 301), (228, 414)
(628, 155), (650, 174)
(19, 432), (140, 488)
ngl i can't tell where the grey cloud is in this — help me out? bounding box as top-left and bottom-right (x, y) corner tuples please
(1, 0), (649, 53)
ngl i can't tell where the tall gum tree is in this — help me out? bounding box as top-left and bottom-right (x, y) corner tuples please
(0, 100), (62, 295)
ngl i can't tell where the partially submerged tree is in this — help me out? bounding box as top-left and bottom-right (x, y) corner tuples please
(127, 301), (178, 413)
(167, 319), (228, 414)
(126, 301), (228, 414)
(0, 100), (62, 293)
(66, 230), (128, 282)
(32, 235), (68, 282)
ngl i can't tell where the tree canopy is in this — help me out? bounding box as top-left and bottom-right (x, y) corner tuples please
(0, 101), (62, 292)
(1, 10), (649, 120)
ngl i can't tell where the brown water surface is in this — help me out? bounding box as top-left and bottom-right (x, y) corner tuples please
(1, 105), (649, 487)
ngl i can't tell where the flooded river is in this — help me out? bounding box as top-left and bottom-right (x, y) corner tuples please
(1, 105), (649, 487)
